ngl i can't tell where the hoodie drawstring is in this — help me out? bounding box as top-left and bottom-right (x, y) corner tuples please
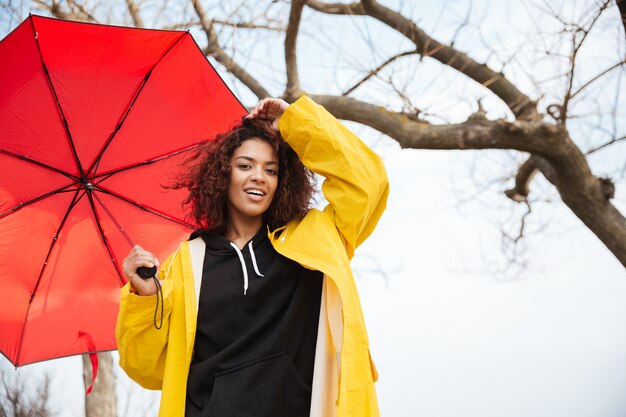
(248, 242), (264, 278)
(229, 241), (264, 295)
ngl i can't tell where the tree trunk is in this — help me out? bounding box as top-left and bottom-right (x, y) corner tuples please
(82, 352), (117, 417)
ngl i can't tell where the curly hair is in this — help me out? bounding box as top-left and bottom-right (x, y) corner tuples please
(178, 116), (316, 233)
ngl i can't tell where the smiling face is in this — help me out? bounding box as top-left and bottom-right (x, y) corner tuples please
(226, 137), (279, 227)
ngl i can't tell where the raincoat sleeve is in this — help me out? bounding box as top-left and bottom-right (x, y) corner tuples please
(278, 95), (389, 258)
(115, 258), (175, 390)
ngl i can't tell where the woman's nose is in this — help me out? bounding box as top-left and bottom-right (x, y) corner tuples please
(250, 166), (266, 182)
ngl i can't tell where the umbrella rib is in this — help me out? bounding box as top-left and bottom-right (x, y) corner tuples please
(94, 185), (196, 230)
(0, 183), (78, 219)
(30, 18), (87, 180)
(14, 188), (84, 366)
(0, 149), (79, 181)
(93, 141), (204, 179)
(87, 31), (190, 177)
(84, 190), (127, 287)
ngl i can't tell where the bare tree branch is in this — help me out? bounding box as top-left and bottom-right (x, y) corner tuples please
(561, 0), (613, 125)
(191, 0), (270, 99)
(505, 201), (531, 244)
(570, 58), (626, 100)
(66, 0), (98, 22)
(308, 94), (559, 155)
(306, 0), (364, 15)
(33, 0), (97, 22)
(505, 156), (558, 202)
(163, 19), (286, 31)
(504, 0), (618, 239)
(1, 367), (52, 417)
(125, 0), (144, 28)
(307, 93), (626, 266)
(505, 158), (539, 202)
(285, 0), (306, 98)
(586, 134), (626, 154)
(307, 0), (540, 121)
(387, 74), (422, 116)
(342, 49), (418, 96)
(450, 0), (473, 47)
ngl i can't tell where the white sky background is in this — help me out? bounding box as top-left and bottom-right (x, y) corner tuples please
(1, 1), (626, 416)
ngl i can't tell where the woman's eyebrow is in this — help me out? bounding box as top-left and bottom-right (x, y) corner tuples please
(235, 155), (278, 165)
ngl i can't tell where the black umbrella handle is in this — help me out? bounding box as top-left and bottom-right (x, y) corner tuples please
(136, 265), (157, 279)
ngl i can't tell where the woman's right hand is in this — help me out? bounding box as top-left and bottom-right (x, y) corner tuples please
(122, 245), (160, 296)
(247, 98), (290, 135)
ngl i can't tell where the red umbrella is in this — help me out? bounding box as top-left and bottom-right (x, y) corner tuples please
(0, 15), (246, 367)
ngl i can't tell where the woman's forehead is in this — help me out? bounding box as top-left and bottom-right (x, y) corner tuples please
(233, 137), (278, 161)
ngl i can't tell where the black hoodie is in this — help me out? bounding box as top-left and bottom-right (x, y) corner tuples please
(185, 226), (323, 417)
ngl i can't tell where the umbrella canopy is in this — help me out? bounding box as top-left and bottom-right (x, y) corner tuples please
(0, 15), (246, 366)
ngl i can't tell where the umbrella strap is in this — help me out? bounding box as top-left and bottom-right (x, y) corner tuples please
(85, 352), (98, 395)
(78, 331), (98, 395)
(152, 276), (164, 330)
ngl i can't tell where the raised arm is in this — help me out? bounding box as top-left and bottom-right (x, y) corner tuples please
(277, 96), (389, 257)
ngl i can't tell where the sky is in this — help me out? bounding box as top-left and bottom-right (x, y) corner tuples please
(1, 1), (626, 417)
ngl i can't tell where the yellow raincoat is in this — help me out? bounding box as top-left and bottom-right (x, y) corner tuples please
(116, 95), (389, 417)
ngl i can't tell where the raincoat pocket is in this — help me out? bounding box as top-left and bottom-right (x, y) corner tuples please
(203, 351), (311, 417)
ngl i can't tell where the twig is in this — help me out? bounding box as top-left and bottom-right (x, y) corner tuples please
(569, 59), (626, 100)
(163, 19), (286, 31)
(342, 49), (418, 96)
(585, 135), (626, 155)
(285, 0), (306, 98)
(560, 0), (612, 124)
(125, 0), (144, 28)
(191, 0), (270, 99)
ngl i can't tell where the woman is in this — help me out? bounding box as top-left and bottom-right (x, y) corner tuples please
(116, 96), (388, 417)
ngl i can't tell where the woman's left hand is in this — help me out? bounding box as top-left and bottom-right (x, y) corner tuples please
(247, 98), (290, 134)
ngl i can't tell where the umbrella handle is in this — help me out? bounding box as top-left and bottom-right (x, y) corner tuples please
(137, 265), (157, 279)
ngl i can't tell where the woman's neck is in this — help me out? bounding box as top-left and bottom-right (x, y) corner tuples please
(224, 217), (263, 249)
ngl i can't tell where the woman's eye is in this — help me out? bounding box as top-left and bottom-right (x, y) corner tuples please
(238, 164), (251, 170)
(266, 169), (278, 175)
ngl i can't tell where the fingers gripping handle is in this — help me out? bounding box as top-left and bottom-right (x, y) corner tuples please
(137, 265), (157, 279)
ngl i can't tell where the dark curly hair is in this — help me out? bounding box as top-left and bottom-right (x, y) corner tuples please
(178, 116), (316, 233)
